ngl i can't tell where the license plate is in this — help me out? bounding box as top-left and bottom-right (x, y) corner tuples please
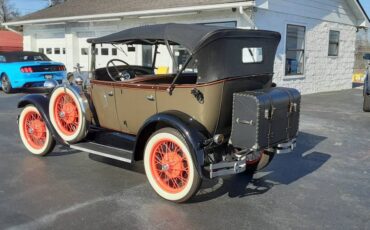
(44, 74), (53, 79)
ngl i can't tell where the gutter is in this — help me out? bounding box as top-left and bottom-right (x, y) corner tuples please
(4, 25), (22, 34)
(2, 1), (255, 26)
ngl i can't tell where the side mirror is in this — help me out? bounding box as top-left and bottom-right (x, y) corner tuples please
(363, 53), (370, 60)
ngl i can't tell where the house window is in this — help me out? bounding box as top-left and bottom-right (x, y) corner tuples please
(101, 48), (109, 55)
(112, 48), (117, 56)
(81, 48), (89, 55)
(39, 48), (44, 54)
(46, 48), (53, 54)
(54, 48), (61, 55)
(328, 30), (340, 56)
(285, 24), (306, 75)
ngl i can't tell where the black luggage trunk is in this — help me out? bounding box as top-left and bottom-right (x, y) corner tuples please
(231, 87), (301, 150)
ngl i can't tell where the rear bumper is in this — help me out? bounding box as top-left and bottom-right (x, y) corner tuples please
(207, 138), (297, 179)
(21, 80), (63, 88)
(11, 72), (66, 88)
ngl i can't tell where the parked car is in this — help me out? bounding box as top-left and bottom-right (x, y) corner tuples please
(17, 24), (301, 202)
(363, 53), (370, 112)
(0, 51), (66, 94)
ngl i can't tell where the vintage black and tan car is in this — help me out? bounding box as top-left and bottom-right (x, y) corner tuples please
(17, 24), (300, 202)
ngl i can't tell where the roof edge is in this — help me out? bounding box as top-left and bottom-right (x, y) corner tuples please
(356, 0), (370, 26)
(2, 1), (254, 26)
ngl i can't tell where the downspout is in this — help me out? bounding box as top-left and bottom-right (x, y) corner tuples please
(239, 6), (256, 29)
(4, 25), (22, 34)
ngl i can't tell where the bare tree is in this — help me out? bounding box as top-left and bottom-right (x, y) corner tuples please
(0, 0), (20, 23)
(44, 0), (67, 6)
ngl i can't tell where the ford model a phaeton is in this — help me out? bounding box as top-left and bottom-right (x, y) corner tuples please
(17, 24), (300, 202)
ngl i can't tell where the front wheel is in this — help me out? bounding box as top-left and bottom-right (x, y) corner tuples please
(144, 128), (201, 203)
(49, 87), (87, 143)
(19, 105), (56, 156)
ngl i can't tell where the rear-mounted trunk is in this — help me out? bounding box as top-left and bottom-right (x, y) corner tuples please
(231, 87), (301, 150)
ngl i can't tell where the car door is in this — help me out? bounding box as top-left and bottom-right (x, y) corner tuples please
(114, 84), (157, 135)
(90, 81), (120, 131)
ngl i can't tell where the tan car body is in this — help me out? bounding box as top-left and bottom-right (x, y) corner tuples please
(89, 74), (271, 136)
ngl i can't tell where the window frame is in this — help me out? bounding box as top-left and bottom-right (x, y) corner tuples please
(328, 30), (340, 57)
(101, 48), (109, 56)
(285, 24), (306, 76)
(54, 48), (61, 55)
(81, 48), (89, 56)
(112, 48), (117, 56)
(46, 48), (53, 55)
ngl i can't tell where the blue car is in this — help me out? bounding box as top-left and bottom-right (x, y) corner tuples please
(0, 51), (67, 94)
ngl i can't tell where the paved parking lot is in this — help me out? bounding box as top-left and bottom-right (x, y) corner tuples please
(0, 89), (369, 230)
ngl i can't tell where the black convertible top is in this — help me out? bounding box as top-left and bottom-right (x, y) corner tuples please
(0, 51), (50, 62)
(87, 23), (281, 54)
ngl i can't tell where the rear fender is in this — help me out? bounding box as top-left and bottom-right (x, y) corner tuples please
(17, 94), (67, 145)
(135, 111), (211, 178)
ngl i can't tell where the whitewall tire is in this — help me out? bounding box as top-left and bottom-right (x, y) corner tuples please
(144, 128), (201, 203)
(49, 87), (87, 143)
(19, 105), (55, 156)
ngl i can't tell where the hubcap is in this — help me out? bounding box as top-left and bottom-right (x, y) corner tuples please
(150, 139), (189, 194)
(23, 111), (47, 149)
(54, 93), (79, 136)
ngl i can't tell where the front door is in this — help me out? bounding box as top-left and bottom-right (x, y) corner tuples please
(114, 85), (157, 135)
(90, 81), (120, 131)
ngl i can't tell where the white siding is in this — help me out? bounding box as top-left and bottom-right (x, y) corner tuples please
(255, 0), (358, 94)
(256, 0), (358, 26)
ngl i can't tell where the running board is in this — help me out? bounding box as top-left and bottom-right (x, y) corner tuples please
(70, 142), (133, 163)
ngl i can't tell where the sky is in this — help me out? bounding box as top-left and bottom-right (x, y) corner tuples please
(359, 0), (370, 18)
(9, 0), (48, 15)
(7, 0), (370, 17)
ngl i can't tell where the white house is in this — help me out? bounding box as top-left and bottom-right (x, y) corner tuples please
(3, 0), (369, 94)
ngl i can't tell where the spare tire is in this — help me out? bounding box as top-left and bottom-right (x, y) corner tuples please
(49, 86), (88, 143)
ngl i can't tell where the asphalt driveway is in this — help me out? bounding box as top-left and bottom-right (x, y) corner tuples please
(0, 89), (369, 230)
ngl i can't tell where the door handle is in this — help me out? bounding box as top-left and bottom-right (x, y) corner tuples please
(107, 91), (114, 96)
(146, 95), (155, 101)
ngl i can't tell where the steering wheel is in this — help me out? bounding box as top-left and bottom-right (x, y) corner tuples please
(106, 59), (133, 82)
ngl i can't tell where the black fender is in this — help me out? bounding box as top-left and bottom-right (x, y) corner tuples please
(17, 94), (67, 145)
(134, 111), (211, 178)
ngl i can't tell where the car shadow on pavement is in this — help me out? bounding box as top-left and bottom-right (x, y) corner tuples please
(88, 154), (146, 174)
(190, 132), (331, 203)
(47, 147), (81, 157)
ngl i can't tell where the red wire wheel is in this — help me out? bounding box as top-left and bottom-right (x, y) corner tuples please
(53, 92), (80, 136)
(149, 139), (190, 194)
(144, 128), (201, 202)
(19, 105), (56, 156)
(49, 87), (87, 143)
(23, 111), (47, 150)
